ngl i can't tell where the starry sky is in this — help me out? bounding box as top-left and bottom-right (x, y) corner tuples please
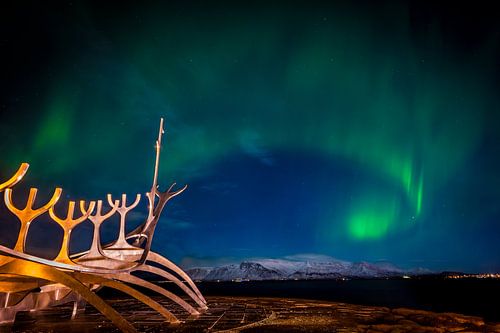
(0, 1), (499, 272)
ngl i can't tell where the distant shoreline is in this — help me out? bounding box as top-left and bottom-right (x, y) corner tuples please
(187, 278), (500, 322)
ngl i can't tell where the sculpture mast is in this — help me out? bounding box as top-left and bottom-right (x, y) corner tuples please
(134, 117), (165, 243)
(130, 117), (187, 258)
(152, 118), (164, 194)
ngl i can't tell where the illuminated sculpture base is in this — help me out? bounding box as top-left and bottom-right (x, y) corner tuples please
(0, 119), (206, 332)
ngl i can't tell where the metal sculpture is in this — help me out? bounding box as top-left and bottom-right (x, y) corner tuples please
(0, 119), (206, 332)
(77, 196), (119, 264)
(4, 186), (62, 252)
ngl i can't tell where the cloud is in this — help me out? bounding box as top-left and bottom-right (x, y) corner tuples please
(126, 210), (148, 223)
(200, 181), (238, 194)
(239, 130), (274, 166)
(159, 217), (194, 230)
(179, 256), (241, 268)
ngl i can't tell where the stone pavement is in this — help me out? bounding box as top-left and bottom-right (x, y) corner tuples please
(1, 296), (498, 332)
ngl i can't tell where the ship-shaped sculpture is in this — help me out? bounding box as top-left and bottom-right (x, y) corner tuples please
(0, 119), (207, 332)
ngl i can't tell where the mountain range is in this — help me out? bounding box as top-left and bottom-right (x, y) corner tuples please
(184, 254), (431, 281)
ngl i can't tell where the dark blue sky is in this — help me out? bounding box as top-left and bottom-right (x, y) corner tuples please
(1, 1), (499, 272)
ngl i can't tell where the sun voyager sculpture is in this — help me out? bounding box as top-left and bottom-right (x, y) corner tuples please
(0, 119), (207, 332)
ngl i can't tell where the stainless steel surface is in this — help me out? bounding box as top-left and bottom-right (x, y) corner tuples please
(0, 119), (206, 332)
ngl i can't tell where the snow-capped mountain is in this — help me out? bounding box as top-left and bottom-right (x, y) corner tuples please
(184, 255), (429, 281)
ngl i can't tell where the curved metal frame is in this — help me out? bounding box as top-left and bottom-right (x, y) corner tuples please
(0, 119), (207, 331)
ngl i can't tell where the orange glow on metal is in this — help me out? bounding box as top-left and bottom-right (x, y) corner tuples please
(0, 163), (29, 192)
(4, 187), (62, 252)
(49, 200), (96, 264)
(0, 119), (205, 331)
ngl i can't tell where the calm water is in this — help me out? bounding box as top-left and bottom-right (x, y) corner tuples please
(195, 279), (500, 322)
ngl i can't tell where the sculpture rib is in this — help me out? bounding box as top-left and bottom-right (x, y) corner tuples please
(72, 251), (206, 310)
(106, 193), (141, 251)
(0, 258), (137, 333)
(0, 273), (171, 324)
(147, 251), (207, 304)
(0, 163), (29, 192)
(80, 198), (119, 259)
(0, 244), (136, 274)
(133, 264), (207, 310)
(50, 200), (96, 264)
(107, 273), (200, 315)
(4, 187), (62, 252)
(71, 272), (179, 323)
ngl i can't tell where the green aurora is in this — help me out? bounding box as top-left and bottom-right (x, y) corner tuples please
(1, 1), (499, 271)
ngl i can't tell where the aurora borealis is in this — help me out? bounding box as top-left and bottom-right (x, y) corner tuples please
(1, 1), (499, 272)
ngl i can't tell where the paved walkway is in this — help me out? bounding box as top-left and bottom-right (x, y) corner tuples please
(2, 296), (499, 332)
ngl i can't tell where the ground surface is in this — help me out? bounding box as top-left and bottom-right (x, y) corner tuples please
(1, 296), (499, 332)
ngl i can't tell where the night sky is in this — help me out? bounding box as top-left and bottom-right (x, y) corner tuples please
(1, 1), (499, 273)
